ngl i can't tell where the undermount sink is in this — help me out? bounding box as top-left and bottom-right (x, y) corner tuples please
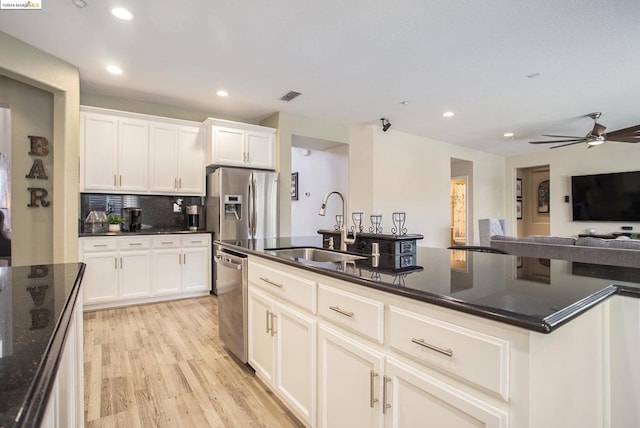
(266, 247), (366, 263)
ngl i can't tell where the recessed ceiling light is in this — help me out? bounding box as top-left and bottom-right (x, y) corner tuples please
(504, 132), (514, 138)
(400, 101), (410, 105)
(111, 7), (133, 20)
(216, 90), (229, 97)
(527, 72), (543, 79)
(72, 0), (87, 7)
(442, 111), (455, 118)
(106, 65), (123, 75)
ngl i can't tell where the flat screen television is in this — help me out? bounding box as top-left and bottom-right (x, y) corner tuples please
(571, 170), (640, 222)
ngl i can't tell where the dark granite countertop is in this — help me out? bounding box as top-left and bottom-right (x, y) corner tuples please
(0, 263), (86, 428)
(215, 237), (640, 333)
(79, 228), (212, 238)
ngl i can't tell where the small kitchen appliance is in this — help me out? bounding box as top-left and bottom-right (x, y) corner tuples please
(122, 207), (142, 232)
(186, 204), (204, 231)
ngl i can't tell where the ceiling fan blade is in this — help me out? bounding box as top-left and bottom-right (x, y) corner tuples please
(605, 124), (640, 138)
(549, 141), (585, 149)
(542, 134), (583, 138)
(592, 122), (607, 136)
(606, 136), (640, 143)
(529, 138), (583, 144)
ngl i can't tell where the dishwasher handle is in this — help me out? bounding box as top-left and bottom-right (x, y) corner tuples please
(214, 253), (243, 270)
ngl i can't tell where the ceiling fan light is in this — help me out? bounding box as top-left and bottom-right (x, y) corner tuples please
(587, 137), (605, 146)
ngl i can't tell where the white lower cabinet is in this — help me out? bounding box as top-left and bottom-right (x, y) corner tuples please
(80, 234), (210, 310)
(384, 357), (507, 428)
(318, 324), (384, 428)
(248, 286), (316, 426)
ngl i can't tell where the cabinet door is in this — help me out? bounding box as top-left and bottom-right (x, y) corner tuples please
(248, 288), (275, 384)
(82, 113), (118, 191)
(274, 302), (316, 426)
(246, 131), (274, 170)
(178, 125), (205, 194)
(212, 127), (246, 166)
(81, 252), (119, 304)
(149, 123), (179, 193)
(384, 357), (508, 428)
(119, 250), (151, 299)
(118, 118), (149, 192)
(153, 248), (182, 295)
(182, 246), (209, 292)
(318, 324), (384, 428)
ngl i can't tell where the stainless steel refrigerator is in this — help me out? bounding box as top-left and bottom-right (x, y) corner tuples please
(206, 167), (279, 292)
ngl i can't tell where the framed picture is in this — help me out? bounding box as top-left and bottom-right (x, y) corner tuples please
(291, 172), (298, 201)
(516, 178), (522, 199)
(537, 179), (549, 213)
(516, 200), (523, 219)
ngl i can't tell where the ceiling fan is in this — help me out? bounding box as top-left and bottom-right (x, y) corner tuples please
(529, 112), (640, 149)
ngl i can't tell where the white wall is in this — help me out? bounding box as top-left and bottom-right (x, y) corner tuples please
(506, 144), (640, 237)
(291, 146), (349, 236)
(350, 125), (505, 248)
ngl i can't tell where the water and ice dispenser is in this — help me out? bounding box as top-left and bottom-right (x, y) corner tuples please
(224, 195), (242, 220)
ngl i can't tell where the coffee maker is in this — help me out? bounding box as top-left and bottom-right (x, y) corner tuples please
(123, 207), (142, 232)
(186, 205), (204, 231)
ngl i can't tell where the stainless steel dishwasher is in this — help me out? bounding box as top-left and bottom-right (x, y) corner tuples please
(214, 244), (248, 363)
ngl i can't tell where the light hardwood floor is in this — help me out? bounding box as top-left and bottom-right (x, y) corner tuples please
(83, 296), (304, 427)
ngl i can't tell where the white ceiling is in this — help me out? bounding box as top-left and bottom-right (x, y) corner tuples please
(1, 0), (640, 156)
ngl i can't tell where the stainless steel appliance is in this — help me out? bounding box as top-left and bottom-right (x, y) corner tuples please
(207, 167), (279, 293)
(122, 207), (142, 232)
(186, 204), (205, 231)
(214, 244), (248, 363)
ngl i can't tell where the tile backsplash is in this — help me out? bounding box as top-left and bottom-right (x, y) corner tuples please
(80, 193), (203, 232)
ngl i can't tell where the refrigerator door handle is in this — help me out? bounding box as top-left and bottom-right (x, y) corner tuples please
(248, 177), (254, 238)
(252, 176), (258, 239)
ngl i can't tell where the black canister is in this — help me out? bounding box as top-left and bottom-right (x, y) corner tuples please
(123, 207), (142, 232)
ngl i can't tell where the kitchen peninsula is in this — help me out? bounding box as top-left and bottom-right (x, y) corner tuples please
(218, 236), (639, 428)
(0, 263), (85, 428)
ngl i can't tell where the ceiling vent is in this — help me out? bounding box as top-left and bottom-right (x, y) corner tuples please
(280, 91), (302, 102)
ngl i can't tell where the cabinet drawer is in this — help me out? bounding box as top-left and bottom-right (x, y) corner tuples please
(318, 284), (384, 344)
(182, 234), (210, 247)
(151, 236), (181, 248)
(117, 236), (151, 250)
(388, 305), (510, 400)
(249, 261), (316, 313)
(81, 238), (118, 252)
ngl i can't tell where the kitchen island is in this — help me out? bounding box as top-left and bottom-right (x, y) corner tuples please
(0, 263), (85, 428)
(217, 236), (639, 428)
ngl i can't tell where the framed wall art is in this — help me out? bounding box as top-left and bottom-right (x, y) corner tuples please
(516, 178), (522, 199)
(516, 199), (523, 220)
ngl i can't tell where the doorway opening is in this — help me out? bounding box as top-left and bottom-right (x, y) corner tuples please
(515, 165), (550, 237)
(450, 158), (473, 246)
(291, 135), (348, 236)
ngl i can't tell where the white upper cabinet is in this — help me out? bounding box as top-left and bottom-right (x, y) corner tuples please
(81, 106), (205, 195)
(149, 122), (204, 195)
(81, 112), (149, 192)
(204, 118), (276, 170)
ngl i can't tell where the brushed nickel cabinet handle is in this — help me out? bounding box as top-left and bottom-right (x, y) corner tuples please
(329, 306), (354, 318)
(266, 310), (271, 334)
(178, 178), (182, 189)
(114, 257), (117, 269)
(128, 243), (142, 246)
(183, 254), (187, 264)
(191, 240), (202, 244)
(93, 244), (107, 248)
(120, 257), (123, 269)
(260, 277), (283, 288)
(119, 175), (122, 186)
(370, 370), (378, 408)
(114, 174), (117, 186)
(271, 313), (277, 336)
(383, 375), (391, 414)
(161, 241), (173, 245)
(411, 338), (453, 357)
